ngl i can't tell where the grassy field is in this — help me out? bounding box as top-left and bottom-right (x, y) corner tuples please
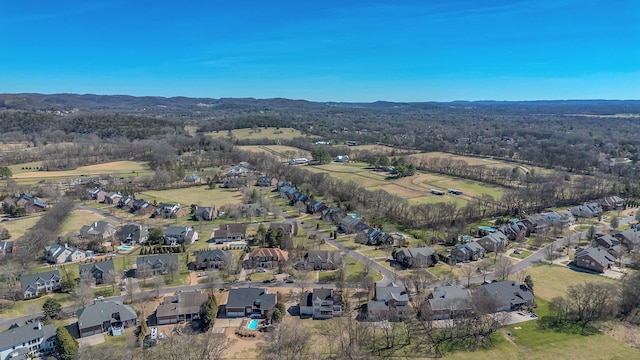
(59, 209), (111, 234)
(207, 127), (314, 140)
(9, 160), (152, 179)
(304, 161), (504, 205)
(525, 263), (618, 302)
(237, 145), (311, 160)
(0, 215), (43, 238)
(511, 250), (533, 259)
(138, 186), (244, 207)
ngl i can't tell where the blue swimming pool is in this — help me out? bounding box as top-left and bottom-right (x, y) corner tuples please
(118, 245), (133, 251)
(247, 319), (259, 330)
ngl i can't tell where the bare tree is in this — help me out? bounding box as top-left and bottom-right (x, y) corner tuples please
(496, 256), (512, 281)
(460, 264), (475, 288)
(258, 322), (312, 360)
(73, 281), (94, 309)
(152, 275), (165, 298)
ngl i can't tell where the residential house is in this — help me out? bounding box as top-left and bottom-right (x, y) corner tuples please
(339, 216), (369, 234)
(76, 300), (137, 337)
(540, 210), (576, 228)
(79, 221), (117, 243)
(238, 203), (262, 218)
(155, 291), (208, 325)
(135, 254), (179, 277)
(276, 180), (291, 190)
(256, 176), (278, 187)
(394, 247), (436, 268)
(115, 223), (148, 244)
(424, 285), (473, 320)
(321, 207), (348, 225)
(614, 228), (640, 248)
(519, 216), (550, 235)
(599, 196), (624, 211)
(0, 322), (56, 360)
(450, 242), (486, 262)
(269, 221), (298, 240)
(192, 206), (217, 221)
(78, 260), (115, 285)
(299, 288), (343, 319)
(571, 202), (603, 218)
(477, 231), (509, 253)
(184, 174), (202, 184)
(164, 226), (198, 246)
(212, 223), (247, 243)
(304, 250), (342, 270)
(194, 249), (234, 270)
(228, 164), (252, 177)
(225, 288), (276, 318)
(367, 283), (411, 321)
(334, 155), (350, 162)
(574, 247), (615, 273)
(243, 248), (289, 269)
(104, 192), (123, 205)
(222, 177), (247, 189)
(117, 195), (135, 209)
(306, 200), (328, 215)
(132, 200), (157, 216)
(155, 203), (187, 219)
(89, 187), (109, 202)
(0, 241), (15, 257)
(20, 270), (61, 299)
(478, 281), (534, 312)
(44, 244), (86, 264)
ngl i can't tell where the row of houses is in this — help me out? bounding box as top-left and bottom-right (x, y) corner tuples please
(450, 231), (509, 263)
(2, 193), (49, 213)
(278, 182), (400, 247)
(573, 229), (640, 273)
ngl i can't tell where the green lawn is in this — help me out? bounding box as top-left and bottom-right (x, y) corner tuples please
(246, 272), (274, 282)
(1, 293), (72, 319)
(0, 214), (43, 239)
(208, 127), (313, 140)
(138, 186), (244, 208)
(526, 264), (618, 302)
(511, 250), (533, 259)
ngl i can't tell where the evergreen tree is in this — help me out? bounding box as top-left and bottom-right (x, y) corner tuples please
(199, 294), (218, 331)
(55, 326), (78, 360)
(42, 298), (62, 319)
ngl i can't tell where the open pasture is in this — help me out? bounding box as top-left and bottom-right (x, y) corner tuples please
(9, 161), (152, 180)
(206, 127), (314, 140)
(237, 145), (311, 160)
(138, 185), (244, 207)
(305, 162), (504, 205)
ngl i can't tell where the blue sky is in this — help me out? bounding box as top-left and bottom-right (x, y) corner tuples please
(1, 0), (639, 102)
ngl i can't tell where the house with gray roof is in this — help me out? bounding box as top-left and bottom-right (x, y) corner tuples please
(367, 283), (410, 321)
(192, 206), (217, 221)
(194, 249), (234, 270)
(20, 269), (61, 299)
(477, 231), (509, 253)
(450, 242), (486, 262)
(212, 223), (247, 243)
(304, 250), (342, 270)
(76, 300), (137, 337)
(79, 260), (115, 285)
(299, 288), (343, 319)
(479, 281), (534, 312)
(574, 246), (615, 273)
(425, 285), (473, 320)
(0, 322), (56, 360)
(614, 228), (640, 248)
(155, 291), (208, 325)
(44, 243), (87, 264)
(136, 254), (179, 277)
(599, 196), (624, 211)
(225, 288), (277, 318)
(79, 221), (117, 243)
(116, 223), (148, 244)
(164, 226), (198, 246)
(394, 247), (435, 268)
(571, 202), (603, 218)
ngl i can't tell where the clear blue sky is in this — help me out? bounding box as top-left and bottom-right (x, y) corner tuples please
(1, 0), (639, 102)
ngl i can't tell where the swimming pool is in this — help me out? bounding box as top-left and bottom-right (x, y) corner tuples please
(247, 319), (259, 330)
(118, 245), (133, 251)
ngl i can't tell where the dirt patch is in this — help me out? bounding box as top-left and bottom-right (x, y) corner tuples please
(223, 326), (261, 359)
(604, 322), (640, 350)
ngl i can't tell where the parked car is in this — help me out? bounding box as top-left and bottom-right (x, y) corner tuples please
(285, 279), (294, 283)
(263, 279), (272, 283)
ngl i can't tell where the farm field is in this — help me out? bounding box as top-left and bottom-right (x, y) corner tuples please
(237, 145), (311, 160)
(304, 162), (505, 205)
(138, 185), (244, 207)
(7, 161), (153, 183)
(206, 127), (315, 140)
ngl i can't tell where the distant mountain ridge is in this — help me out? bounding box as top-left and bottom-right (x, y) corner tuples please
(1, 93), (639, 115)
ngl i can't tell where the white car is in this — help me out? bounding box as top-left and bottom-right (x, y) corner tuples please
(150, 327), (158, 340)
